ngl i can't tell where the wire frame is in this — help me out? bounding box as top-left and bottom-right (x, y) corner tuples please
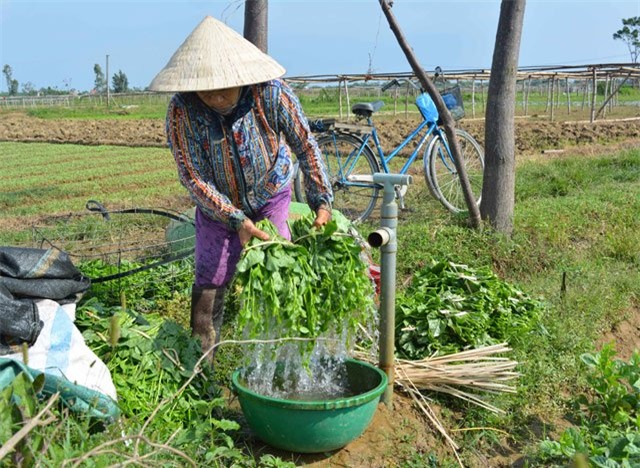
(31, 200), (196, 306)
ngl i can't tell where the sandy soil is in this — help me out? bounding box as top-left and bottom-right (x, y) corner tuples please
(1, 112), (640, 155)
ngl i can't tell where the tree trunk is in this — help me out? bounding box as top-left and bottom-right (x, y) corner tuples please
(481, 0), (526, 235)
(244, 0), (269, 53)
(378, 0), (481, 228)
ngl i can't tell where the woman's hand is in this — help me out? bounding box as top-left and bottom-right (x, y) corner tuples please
(312, 207), (332, 229)
(238, 219), (270, 246)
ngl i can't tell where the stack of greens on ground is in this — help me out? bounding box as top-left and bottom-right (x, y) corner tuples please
(395, 260), (545, 359)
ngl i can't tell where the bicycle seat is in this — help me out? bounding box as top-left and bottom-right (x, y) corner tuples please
(352, 101), (385, 118)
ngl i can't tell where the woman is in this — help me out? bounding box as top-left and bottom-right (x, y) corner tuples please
(149, 16), (333, 361)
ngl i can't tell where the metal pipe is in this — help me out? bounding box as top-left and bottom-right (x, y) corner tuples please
(368, 173), (412, 405)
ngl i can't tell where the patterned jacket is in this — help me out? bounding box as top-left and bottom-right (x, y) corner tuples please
(166, 79), (332, 230)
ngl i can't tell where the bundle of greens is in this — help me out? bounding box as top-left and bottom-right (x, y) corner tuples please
(396, 260), (544, 358)
(231, 215), (376, 358)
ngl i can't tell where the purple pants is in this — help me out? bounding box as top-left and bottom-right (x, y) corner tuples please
(194, 186), (292, 288)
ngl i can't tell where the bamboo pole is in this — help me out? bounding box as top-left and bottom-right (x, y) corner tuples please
(590, 67), (597, 122)
(550, 77), (555, 121)
(524, 75), (531, 116)
(471, 76), (476, 118)
(603, 75), (610, 118)
(344, 78), (351, 122)
(394, 85), (398, 115)
(566, 77), (571, 115)
(338, 77), (343, 120)
(544, 78), (550, 113)
(595, 73), (631, 119)
(404, 80), (409, 118)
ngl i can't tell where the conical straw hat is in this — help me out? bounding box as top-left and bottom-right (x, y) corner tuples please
(149, 16), (285, 92)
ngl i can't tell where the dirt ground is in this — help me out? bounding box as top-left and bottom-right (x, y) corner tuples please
(2, 111), (639, 467)
(1, 112), (640, 156)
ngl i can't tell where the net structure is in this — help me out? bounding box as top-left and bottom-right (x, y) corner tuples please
(31, 200), (196, 303)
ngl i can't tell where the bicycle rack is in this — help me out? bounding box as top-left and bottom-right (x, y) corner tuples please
(367, 173), (412, 405)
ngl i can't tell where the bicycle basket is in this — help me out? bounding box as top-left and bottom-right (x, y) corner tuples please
(441, 85), (465, 121)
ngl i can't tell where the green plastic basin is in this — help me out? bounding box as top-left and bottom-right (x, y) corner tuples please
(231, 358), (387, 453)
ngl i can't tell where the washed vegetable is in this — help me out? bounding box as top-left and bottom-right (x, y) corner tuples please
(231, 215), (376, 358)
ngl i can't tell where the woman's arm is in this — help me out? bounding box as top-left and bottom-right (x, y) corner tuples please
(275, 82), (333, 214)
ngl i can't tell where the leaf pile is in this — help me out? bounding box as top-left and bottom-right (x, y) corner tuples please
(231, 215), (376, 357)
(76, 299), (238, 446)
(396, 260), (544, 358)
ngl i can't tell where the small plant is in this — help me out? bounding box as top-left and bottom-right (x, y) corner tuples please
(538, 344), (640, 466)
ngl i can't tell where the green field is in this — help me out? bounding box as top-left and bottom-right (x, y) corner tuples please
(5, 82), (640, 121)
(1, 140), (639, 466)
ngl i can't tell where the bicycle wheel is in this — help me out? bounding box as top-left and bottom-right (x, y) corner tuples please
(425, 128), (484, 214)
(294, 133), (380, 223)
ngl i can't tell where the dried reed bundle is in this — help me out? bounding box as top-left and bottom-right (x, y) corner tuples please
(355, 342), (519, 414)
(395, 343), (519, 414)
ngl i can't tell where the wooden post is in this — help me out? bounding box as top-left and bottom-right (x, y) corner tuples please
(338, 77), (343, 121)
(106, 54), (110, 109)
(344, 78), (351, 122)
(545, 78), (551, 113)
(404, 80), (409, 118)
(566, 77), (571, 115)
(550, 77), (555, 121)
(524, 76), (531, 116)
(378, 0), (481, 229)
(590, 68), (597, 123)
(471, 76), (476, 118)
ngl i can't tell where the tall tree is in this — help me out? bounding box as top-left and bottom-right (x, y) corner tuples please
(111, 70), (129, 93)
(2, 64), (19, 95)
(244, 0), (268, 52)
(93, 63), (106, 93)
(613, 17), (640, 63)
(480, 0), (526, 235)
(21, 82), (36, 95)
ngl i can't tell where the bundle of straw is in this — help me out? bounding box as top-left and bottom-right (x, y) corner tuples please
(394, 343), (519, 414)
(354, 342), (519, 466)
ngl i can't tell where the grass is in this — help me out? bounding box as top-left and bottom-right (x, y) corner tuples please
(0, 140), (638, 466)
(3, 83), (639, 121)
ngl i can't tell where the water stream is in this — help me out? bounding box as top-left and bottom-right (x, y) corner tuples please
(240, 313), (379, 400)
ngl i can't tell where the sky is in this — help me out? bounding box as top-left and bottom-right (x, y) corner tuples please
(1, 0), (639, 93)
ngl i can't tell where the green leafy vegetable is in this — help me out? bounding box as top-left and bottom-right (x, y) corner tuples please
(231, 215), (376, 358)
(396, 260), (544, 358)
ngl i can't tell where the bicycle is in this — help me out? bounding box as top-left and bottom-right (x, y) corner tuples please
(294, 82), (484, 223)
